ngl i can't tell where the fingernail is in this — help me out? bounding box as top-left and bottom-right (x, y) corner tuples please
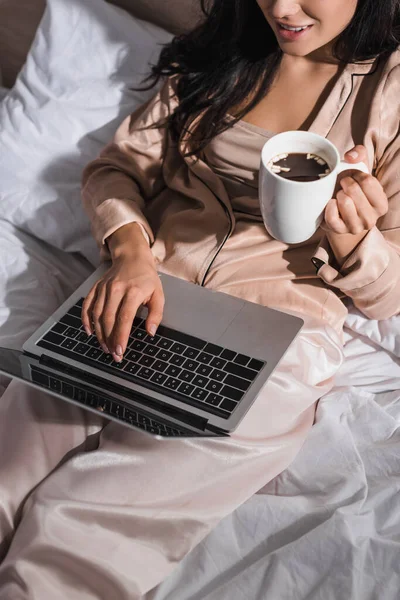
(113, 353), (122, 363)
(116, 345), (123, 356)
(101, 344), (110, 354)
(348, 150), (358, 159)
(84, 326), (92, 336)
(149, 325), (157, 337)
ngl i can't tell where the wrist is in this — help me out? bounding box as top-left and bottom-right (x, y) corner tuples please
(325, 229), (369, 268)
(107, 222), (152, 261)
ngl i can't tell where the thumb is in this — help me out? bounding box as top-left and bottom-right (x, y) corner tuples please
(344, 144), (368, 165)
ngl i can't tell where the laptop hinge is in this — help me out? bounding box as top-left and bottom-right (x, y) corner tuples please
(39, 354), (209, 431)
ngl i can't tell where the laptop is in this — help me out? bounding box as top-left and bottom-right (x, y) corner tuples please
(0, 263), (304, 438)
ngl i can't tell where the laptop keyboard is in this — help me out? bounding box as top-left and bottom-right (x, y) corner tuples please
(37, 298), (266, 420)
(31, 366), (189, 437)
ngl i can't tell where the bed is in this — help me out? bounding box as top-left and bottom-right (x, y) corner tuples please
(1, 1), (399, 598)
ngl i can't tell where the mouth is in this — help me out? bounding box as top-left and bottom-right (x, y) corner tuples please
(276, 22), (314, 41)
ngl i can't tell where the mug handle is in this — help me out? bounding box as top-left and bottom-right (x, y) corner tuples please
(336, 160), (369, 176)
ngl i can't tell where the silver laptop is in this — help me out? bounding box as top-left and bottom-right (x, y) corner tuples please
(0, 263), (304, 438)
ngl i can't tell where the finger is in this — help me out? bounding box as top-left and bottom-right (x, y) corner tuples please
(110, 289), (143, 358)
(81, 284), (98, 336)
(145, 285), (165, 337)
(324, 198), (347, 234)
(349, 172), (388, 215)
(91, 283), (110, 354)
(344, 144), (368, 165)
(101, 281), (126, 351)
(340, 175), (378, 230)
(336, 190), (365, 234)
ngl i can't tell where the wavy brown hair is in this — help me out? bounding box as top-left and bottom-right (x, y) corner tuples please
(139, 0), (400, 156)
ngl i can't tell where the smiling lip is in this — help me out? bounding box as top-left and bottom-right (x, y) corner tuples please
(276, 23), (313, 41)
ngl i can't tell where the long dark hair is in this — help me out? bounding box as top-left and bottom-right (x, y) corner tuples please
(140, 0), (400, 156)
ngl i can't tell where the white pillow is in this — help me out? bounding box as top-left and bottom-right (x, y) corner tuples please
(0, 0), (172, 266)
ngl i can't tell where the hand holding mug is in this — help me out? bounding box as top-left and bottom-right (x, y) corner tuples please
(259, 132), (372, 244)
(321, 145), (389, 235)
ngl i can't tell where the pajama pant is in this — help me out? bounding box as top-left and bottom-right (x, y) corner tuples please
(0, 222), (344, 598)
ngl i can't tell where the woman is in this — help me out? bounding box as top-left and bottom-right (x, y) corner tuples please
(0, 1), (400, 597)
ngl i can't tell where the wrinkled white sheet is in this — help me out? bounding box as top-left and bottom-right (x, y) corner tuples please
(0, 216), (399, 599)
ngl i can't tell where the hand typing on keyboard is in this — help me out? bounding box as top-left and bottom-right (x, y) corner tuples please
(81, 223), (164, 363)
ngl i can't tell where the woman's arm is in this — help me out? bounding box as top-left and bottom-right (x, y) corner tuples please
(312, 142), (400, 321)
(81, 78), (174, 258)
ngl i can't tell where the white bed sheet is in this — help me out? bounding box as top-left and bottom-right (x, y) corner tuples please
(0, 215), (399, 599)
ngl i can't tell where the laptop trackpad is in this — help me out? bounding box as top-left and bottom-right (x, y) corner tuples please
(137, 274), (245, 344)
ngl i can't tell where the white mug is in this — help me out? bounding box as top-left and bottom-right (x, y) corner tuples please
(259, 131), (369, 244)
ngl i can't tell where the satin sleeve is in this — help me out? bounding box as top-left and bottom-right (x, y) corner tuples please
(81, 77), (174, 259)
(310, 64), (400, 321)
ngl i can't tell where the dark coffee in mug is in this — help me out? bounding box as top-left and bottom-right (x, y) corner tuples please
(267, 152), (331, 182)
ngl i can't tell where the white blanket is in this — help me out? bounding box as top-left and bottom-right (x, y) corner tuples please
(0, 215), (399, 599)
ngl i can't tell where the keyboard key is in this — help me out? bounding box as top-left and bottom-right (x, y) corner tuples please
(138, 414), (151, 426)
(139, 355), (155, 368)
(221, 385), (245, 402)
(165, 365), (182, 378)
(183, 347), (200, 359)
(137, 367), (154, 380)
(170, 343), (186, 354)
(191, 388), (208, 401)
(64, 326), (79, 338)
(205, 393), (223, 407)
(220, 349), (236, 361)
(183, 359), (199, 371)
(49, 377), (62, 392)
(74, 343), (90, 355)
(248, 358), (265, 371)
(61, 338), (77, 350)
(197, 364), (213, 377)
(88, 337), (101, 348)
(223, 362), (258, 382)
(233, 354), (251, 366)
(144, 334), (159, 345)
(169, 354), (186, 367)
(109, 402), (124, 418)
(178, 382), (195, 396)
(86, 347), (103, 360)
(76, 330), (91, 343)
(112, 358), (129, 369)
(124, 362), (140, 375)
(73, 388), (86, 403)
(68, 305), (82, 319)
(220, 399), (238, 413)
(164, 377), (181, 391)
(42, 331), (64, 346)
(203, 343), (224, 356)
(75, 298), (84, 308)
(51, 322), (68, 335)
(210, 357), (227, 370)
(224, 374), (251, 392)
(126, 350), (141, 362)
(152, 359), (168, 372)
(60, 313), (82, 329)
(157, 338), (173, 350)
(210, 368), (226, 382)
(158, 350), (172, 362)
(143, 345), (159, 357)
(131, 340), (146, 352)
(98, 353), (113, 365)
(133, 329), (147, 340)
(192, 375), (208, 388)
(197, 352), (213, 364)
(62, 382), (74, 397)
(178, 370), (195, 383)
(206, 380), (223, 393)
(151, 372), (168, 386)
